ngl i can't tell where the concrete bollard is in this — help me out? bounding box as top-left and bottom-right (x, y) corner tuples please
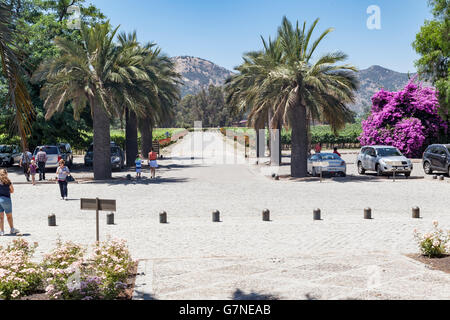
(274, 175), (280, 181)
(439, 175), (445, 181)
(262, 209), (270, 222)
(212, 210), (220, 222)
(48, 214), (56, 227)
(364, 208), (372, 220)
(433, 175), (438, 180)
(159, 211), (167, 224)
(412, 207), (420, 219)
(313, 209), (321, 221)
(107, 213), (114, 225)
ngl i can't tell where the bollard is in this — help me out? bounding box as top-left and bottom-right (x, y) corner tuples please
(433, 175), (438, 180)
(313, 209), (321, 221)
(126, 174), (132, 181)
(106, 213), (114, 225)
(412, 207), (420, 219)
(439, 175), (445, 181)
(159, 211), (167, 224)
(262, 209), (270, 222)
(48, 214), (56, 227)
(274, 175), (280, 181)
(364, 208), (372, 220)
(212, 210), (220, 222)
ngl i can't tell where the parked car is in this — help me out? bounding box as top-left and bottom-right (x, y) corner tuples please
(0, 145), (21, 166)
(307, 153), (347, 177)
(357, 146), (413, 177)
(84, 142), (125, 170)
(32, 145), (63, 170)
(422, 144), (450, 176)
(58, 143), (73, 168)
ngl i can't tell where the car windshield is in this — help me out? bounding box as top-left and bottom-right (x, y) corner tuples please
(0, 146), (12, 153)
(39, 147), (59, 155)
(320, 154), (341, 161)
(377, 148), (402, 157)
(111, 147), (121, 155)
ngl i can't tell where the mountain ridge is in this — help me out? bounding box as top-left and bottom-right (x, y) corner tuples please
(172, 56), (426, 115)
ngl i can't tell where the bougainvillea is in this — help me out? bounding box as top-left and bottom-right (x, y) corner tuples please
(359, 79), (448, 157)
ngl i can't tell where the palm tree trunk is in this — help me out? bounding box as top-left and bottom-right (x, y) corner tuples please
(92, 100), (112, 180)
(125, 108), (138, 167)
(139, 117), (153, 159)
(291, 103), (308, 178)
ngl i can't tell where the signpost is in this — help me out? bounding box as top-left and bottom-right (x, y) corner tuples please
(81, 198), (116, 242)
(152, 140), (160, 155)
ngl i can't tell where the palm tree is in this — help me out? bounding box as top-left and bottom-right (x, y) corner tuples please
(227, 17), (358, 177)
(32, 22), (142, 180)
(0, 2), (34, 150)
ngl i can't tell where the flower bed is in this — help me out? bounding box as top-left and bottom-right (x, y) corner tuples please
(0, 238), (137, 300)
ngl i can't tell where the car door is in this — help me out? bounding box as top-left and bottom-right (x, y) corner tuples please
(363, 148), (375, 170)
(308, 154), (318, 173)
(428, 146), (440, 169)
(436, 146), (448, 171)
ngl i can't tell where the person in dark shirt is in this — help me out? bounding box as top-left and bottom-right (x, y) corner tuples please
(333, 147), (342, 158)
(0, 169), (19, 236)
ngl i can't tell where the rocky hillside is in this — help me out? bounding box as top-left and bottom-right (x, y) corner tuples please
(173, 57), (426, 115)
(172, 56), (234, 97)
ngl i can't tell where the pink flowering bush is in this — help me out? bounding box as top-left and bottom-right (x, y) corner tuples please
(359, 79), (448, 157)
(414, 221), (450, 258)
(43, 238), (133, 300)
(0, 239), (43, 300)
(86, 238), (133, 299)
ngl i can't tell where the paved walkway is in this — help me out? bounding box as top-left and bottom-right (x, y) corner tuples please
(1, 131), (450, 300)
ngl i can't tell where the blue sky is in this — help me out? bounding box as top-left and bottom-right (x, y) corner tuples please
(87, 0), (432, 73)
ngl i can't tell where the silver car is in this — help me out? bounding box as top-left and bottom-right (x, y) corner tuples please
(0, 145), (21, 166)
(357, 146), (413, 177)
(32, 145), (63, 170)
(308, 153), (347, 177)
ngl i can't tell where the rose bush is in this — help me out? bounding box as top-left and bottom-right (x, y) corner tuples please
(414, 221), (450, 258)
(359, 79), (448, 157)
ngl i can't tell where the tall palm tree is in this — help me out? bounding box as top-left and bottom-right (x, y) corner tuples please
(32, 22), (142, 180)
(227, 17), (358, 177)
(0, 2), (34, 150)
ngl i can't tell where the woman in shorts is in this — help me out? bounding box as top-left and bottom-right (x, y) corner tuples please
(0, 169), (20, 236)
(148, 148), (158, 179)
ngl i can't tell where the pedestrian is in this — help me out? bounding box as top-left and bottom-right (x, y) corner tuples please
(135, 154), (142, 179)
(315, 143), (322, 154)
(56, 159), (71, 200)
(333, 147), (342, 158)
(0, 169), (19, 236)
(29, 160), (38, 186)
(148, 148), (158, 179)
(19, 148), (32, 182)
(36, 147), (48, 181)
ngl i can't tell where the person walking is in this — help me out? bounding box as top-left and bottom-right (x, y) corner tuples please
(135, 154), (142, 179)
(333, 147), (342, 157)
(0, 169), (20, 236)
(314, 143), (322, 154)
(148, 148), (158, 179)
(19, 148), (32, 182)
(56, 159), (71, 200)
(36, 147), (48, 181)
(29, 160), (38, 186)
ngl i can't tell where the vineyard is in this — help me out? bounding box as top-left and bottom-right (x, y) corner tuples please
(223, 124), (363, 149)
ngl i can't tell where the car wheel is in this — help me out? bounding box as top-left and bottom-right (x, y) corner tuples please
(376, 164), (384, 176)
(341, 172), (347, 177)
(448, 166), (450, 178)
(9, 158), (14, 166)
(405, 172), (411, 178)
(423, 161), (432, 175)
(357, 162), (365, 175)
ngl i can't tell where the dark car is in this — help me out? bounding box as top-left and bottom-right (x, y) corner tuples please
(84, 142), (125, 170)
(422, 144), (450, 176)
(58, 143), (73, 168)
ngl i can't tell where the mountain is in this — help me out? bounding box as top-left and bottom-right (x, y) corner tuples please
(349, 65), (419, 115)
(172, 56), (234, 97)
(173, 57), (426, 115)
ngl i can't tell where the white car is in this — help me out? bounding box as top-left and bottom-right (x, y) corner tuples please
(357, 146), (413, 177)
(32, 145), (63, 170)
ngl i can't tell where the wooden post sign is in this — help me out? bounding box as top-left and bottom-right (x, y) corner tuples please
(81, 198), (116, 242)
(152, 140), (160, 155)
